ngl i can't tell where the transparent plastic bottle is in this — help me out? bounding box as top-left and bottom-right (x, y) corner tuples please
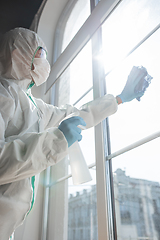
(68, 141), (92, 185)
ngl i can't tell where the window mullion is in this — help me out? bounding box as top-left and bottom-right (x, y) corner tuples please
(91, 24), (110, 239)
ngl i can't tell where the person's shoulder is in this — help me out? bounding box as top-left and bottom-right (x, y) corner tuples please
(0, 79), (16, 105)
(0, 79), (17, 96)
(0, 80), (15, 120)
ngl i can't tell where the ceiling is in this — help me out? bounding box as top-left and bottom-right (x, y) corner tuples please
(0, 0), (44, 35)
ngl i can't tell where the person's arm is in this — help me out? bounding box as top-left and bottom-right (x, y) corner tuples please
(36, 94), (118, 130)
(44, 66), (147, 146)
(0, 89), (69, 185)
(0, 65), (146, 184)
(36, 65), (147, 132)
(0, 90), (118, 185)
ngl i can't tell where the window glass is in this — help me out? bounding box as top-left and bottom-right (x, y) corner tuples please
(68, 170), (98, 240)
(101, 0), (160, 238)
(54, 2), (97, 239)
(62, 0), (91, 52)
(55, 40), (93, 106)
(102, 0), (160, 74)
(69, 41), (93, 105)
(105, 29), (160, 150)
(113, 139), (160, 239)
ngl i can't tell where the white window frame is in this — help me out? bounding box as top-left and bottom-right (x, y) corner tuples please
(41, 1), (160, 239)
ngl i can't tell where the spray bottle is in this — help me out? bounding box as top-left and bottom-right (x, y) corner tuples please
(68, 140), (92, 185)
(65, 113), (92, 185)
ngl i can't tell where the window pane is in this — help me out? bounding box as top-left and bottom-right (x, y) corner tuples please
(68, 169), (98, 240)
(62, 0), (91, 52)
(101, 1), (160, 238)
(104, 29), (160, 150)
(102, 0), (160, 73)
(113, 138), (160, 239)
(55, 40), (93, 106)
(69, 41), (93, 105)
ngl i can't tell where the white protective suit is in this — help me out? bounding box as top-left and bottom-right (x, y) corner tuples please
(0, 28), (118, 240)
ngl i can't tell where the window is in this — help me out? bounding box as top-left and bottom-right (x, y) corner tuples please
(62, 0), (91, 52)
(47, 0), (160, 239)
(49, 1), (99, 240)
(57, 31), (98, 240)
(101, 0), (160, 239)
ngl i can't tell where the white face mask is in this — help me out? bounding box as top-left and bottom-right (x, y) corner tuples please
(30, 58), (51, 86)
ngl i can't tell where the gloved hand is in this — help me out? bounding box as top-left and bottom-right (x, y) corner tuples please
(58, 116), (86, 148)
(117, 66), (148, 103)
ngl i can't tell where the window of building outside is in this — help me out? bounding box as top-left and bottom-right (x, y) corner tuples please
(52, 0), (160, 239)
(102, 0), (160, 239)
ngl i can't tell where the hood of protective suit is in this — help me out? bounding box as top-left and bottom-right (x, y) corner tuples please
(0, 28), (49, 90)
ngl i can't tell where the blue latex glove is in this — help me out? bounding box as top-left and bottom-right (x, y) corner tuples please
(117, 66), (148, 103)
(58, 116), (86, 148)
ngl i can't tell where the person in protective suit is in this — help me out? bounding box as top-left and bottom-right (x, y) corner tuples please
(0, 28), (146, 240)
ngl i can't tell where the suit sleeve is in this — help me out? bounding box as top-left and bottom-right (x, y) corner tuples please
(0, 91), (117, 185)
(35, 94), (118, 129)
(0, 89), (68, 185)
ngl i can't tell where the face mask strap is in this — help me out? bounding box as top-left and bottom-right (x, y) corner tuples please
(27, 80), (35, 90)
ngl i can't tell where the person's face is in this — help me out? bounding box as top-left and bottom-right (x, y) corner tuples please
(34, 48), (47, 59)
(30, 47), (50, 86)
(31, 48), (47, 71)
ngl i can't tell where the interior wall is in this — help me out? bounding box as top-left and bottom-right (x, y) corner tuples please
(0, 0), (43, 35)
